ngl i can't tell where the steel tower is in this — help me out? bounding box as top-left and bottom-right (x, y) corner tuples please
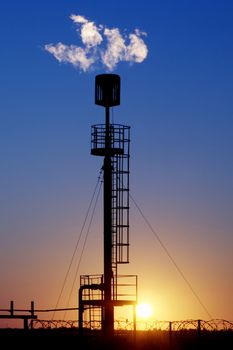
(79, 74), (137, 338)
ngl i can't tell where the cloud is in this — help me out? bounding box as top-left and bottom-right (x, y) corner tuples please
(70, 14), (88, 24)
(80, 21), (103, 48)
(44, 43), (95, 72)
(125, 32), (148, 63)
(45, 13), (148, 72)
(101, 28), (126, 70)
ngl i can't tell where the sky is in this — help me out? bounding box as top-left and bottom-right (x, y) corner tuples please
(0, 0), (233, 327)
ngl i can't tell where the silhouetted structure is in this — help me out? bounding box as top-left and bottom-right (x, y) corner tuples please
(78, 74), (137, 338)
(0, 301), (37, 330)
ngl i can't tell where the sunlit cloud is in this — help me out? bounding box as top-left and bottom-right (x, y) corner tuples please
(101, 28), (126, 70)
(44, 43), (95, 72)
(45, 13), (148, 72)
(126, 31), (148, 63)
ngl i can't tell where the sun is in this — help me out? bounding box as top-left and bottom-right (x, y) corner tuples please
(136, 303), (153, 319)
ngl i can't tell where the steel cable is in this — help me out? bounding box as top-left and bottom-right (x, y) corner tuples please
(63, 177), (103, 319)
(129, 192), (213, 320)
(51, 169), (103, 320)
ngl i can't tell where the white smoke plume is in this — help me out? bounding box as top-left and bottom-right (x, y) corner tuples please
(45, 13), (148, 72)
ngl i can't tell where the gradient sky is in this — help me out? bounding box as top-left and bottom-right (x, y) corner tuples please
(0, 0), (233, 326)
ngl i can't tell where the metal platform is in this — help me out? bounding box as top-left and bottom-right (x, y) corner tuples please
(79, 274), (137, 331)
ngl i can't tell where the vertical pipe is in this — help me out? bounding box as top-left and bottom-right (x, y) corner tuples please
(133, 304), (137, 333)
(10, 301), (14, 316)
(103, 105), (114, 337)
(24, 318), (29, 331)
(78, 287), (84, 336)
(197, 319), (201, 338)
(31, 301), (34, 317)
(197, 319), (202, 347)
(169, 321), (172, 348)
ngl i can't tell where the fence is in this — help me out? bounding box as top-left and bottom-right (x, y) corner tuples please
(31, 319), (233, 332)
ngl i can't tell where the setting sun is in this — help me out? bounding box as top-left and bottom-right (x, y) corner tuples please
(136, 303), (153, 319)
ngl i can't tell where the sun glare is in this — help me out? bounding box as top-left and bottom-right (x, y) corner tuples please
(136, 303), (153, 319)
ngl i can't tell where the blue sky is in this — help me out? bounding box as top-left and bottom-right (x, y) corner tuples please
(0, 0), (233, 324)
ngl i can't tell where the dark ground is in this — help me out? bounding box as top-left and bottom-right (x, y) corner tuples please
(0, 328), (232, 349)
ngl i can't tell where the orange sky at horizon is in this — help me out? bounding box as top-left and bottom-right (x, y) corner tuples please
(1, 197), (232, 328)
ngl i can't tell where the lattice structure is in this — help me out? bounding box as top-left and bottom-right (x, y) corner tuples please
(111, 125), (130, 266)
(79, 273), (137, 331)
(79, 275), (103, 330)
(79, 74), (137, 336)
(91, 124), (130, 300)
